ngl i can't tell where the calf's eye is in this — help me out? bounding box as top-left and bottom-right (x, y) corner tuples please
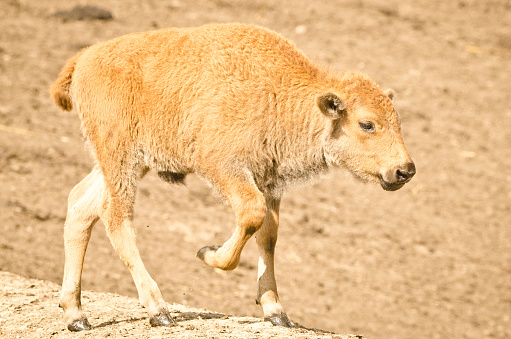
(359, 121), (375, 132)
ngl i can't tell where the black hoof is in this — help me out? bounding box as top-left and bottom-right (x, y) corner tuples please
(150, 311), (177, 327)
(266, 313), (293, 327)
(68, 318), (92, 331)
(196, 245), (221, 260)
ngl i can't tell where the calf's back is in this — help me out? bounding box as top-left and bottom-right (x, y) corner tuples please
(67, 23), (337, 194)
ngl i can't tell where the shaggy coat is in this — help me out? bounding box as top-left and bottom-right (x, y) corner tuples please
(50, 23), (414, 331)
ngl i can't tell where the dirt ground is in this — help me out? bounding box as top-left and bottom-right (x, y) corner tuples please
(0, 0), (510, 338)
(0, 271), (363, 338)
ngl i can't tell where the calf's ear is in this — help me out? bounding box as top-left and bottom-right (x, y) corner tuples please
(317, 93), (346, 119)
(385, 89), (396, 101)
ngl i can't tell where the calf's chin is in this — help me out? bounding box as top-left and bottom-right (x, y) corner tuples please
(378, 177), (406, 191)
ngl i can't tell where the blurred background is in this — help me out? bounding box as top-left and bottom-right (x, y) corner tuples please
(0, 1), (510, 338)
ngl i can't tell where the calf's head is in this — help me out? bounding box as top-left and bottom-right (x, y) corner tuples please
(318, 75), (415, 191)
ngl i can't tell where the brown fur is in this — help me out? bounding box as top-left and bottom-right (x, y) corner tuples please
(50, 23), (414, 330)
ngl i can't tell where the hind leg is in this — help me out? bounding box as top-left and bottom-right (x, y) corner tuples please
(60, 167), (105, 331)
(100, 170), (176, 327)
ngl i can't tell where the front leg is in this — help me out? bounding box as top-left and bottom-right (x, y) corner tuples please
(197, 172), (267, 271)
(255, 198), (292, 327)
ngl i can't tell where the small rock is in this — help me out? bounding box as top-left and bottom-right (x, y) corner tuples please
(295, 25), (307, 35)
(460, 150), (476, 158)
(52, 6), (113, 22)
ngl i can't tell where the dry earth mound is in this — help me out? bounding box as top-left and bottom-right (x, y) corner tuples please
(0, 271), (363, 339)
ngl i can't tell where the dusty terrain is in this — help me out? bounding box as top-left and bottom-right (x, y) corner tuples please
(0, 0), (510, 338)
(1, 271), (361, 338)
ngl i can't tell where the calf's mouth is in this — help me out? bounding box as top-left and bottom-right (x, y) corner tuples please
(378, 176), (406, 191)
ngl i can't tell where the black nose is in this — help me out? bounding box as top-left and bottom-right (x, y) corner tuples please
(396, 162), (416, 183)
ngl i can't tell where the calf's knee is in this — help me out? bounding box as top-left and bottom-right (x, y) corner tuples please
(238, 201), (267, 236)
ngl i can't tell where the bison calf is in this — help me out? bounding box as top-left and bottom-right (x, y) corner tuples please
(50, 23), (415, 331)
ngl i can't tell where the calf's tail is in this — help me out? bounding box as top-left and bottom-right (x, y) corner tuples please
(49, 50), (85, 112)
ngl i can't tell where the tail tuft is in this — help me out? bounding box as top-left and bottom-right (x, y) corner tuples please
(52, 89), (74, 111)
(49, 50), (85, 112)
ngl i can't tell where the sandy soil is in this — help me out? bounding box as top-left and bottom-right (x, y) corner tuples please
(0, 271), (361, 338)
(0, 0), (510, 338)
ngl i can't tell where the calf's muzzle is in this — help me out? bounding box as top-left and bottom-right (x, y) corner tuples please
(379, 162), (416, 191)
